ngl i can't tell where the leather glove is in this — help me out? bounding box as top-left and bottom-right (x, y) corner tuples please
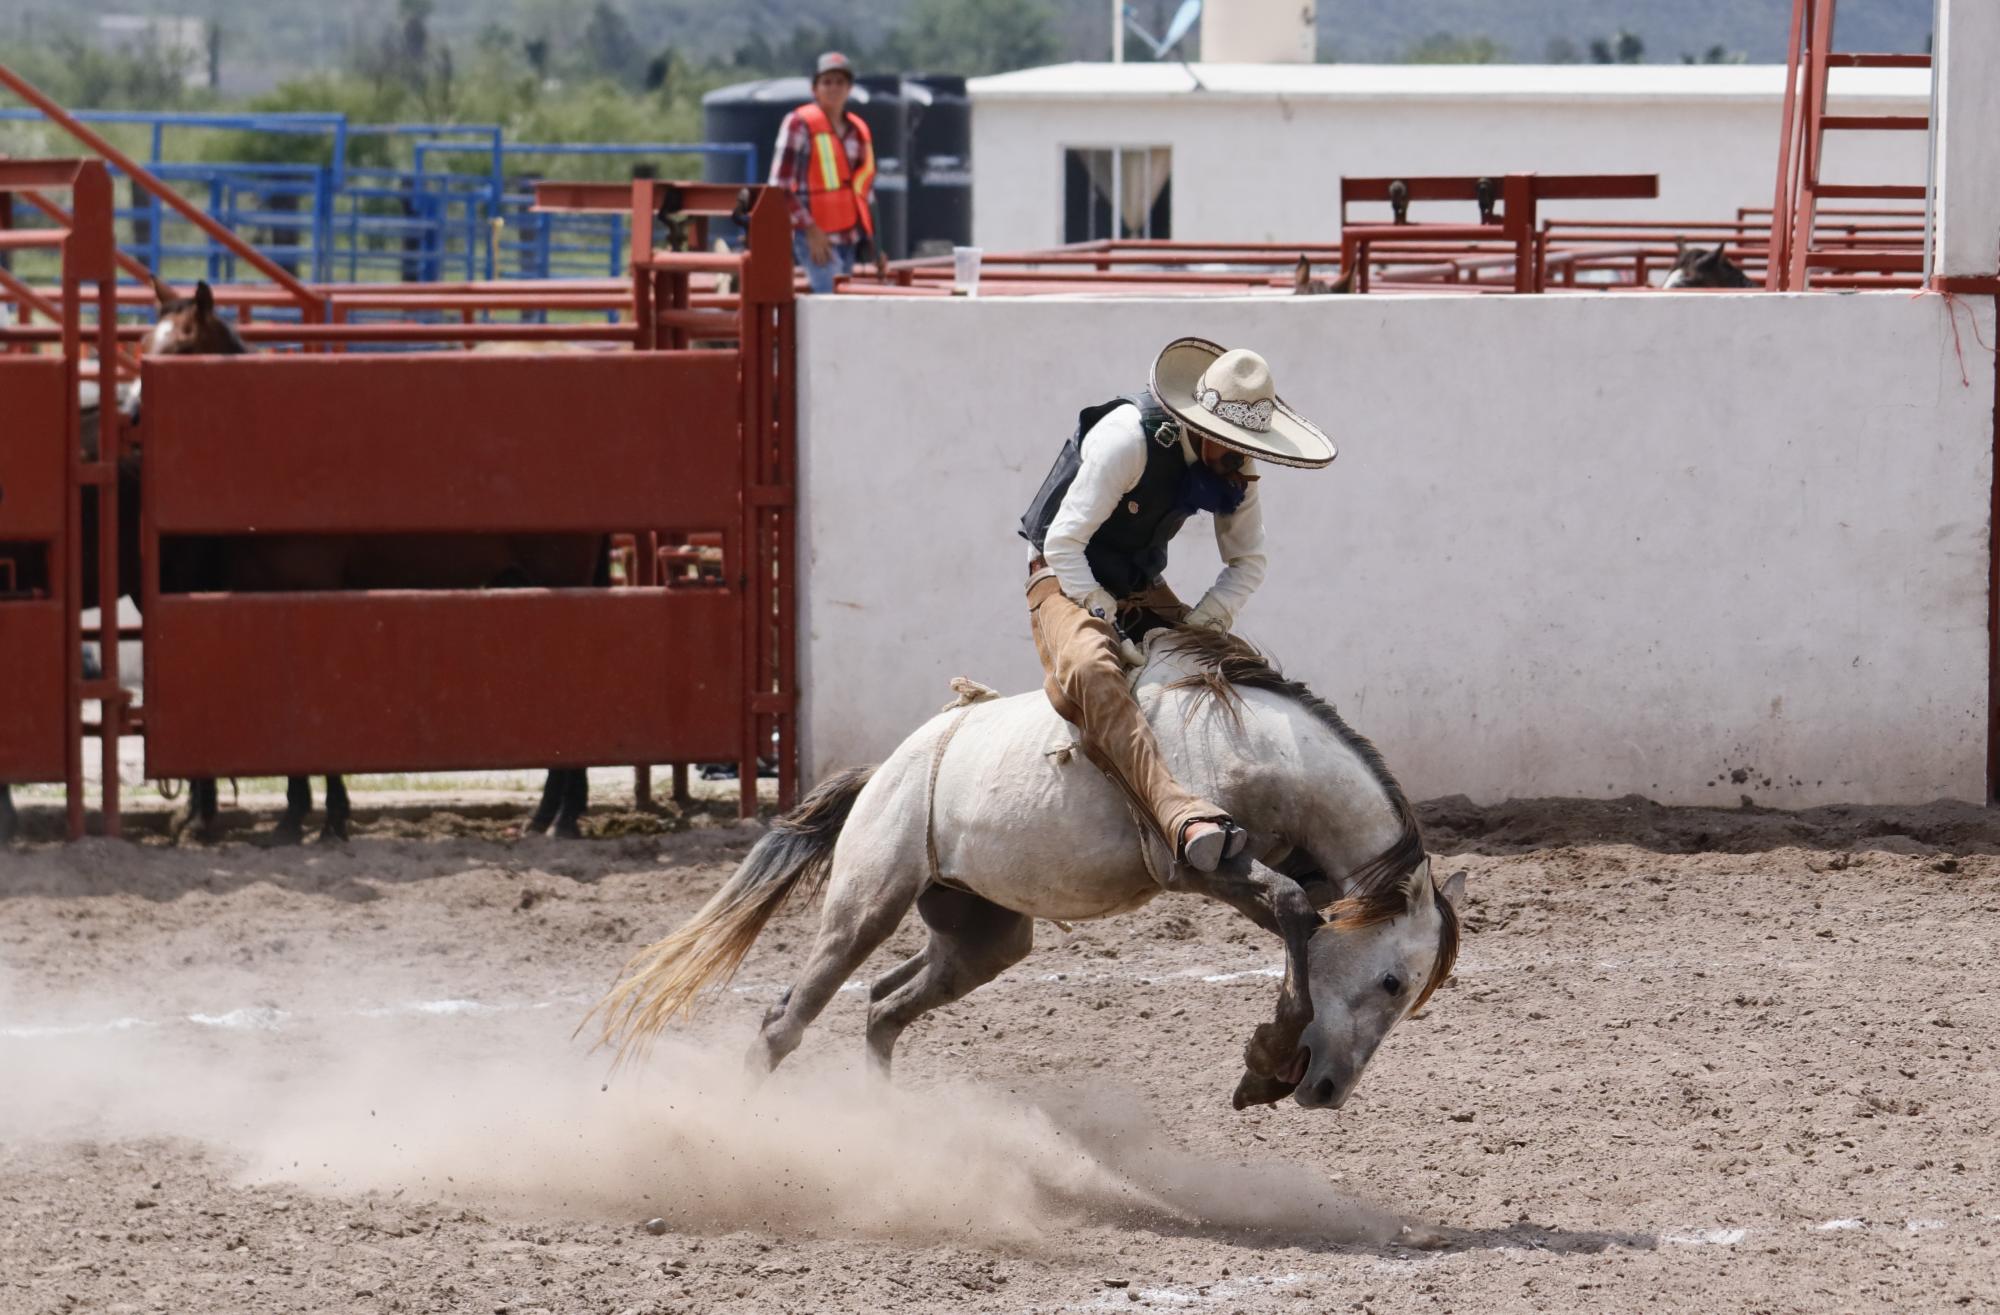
(1078, 588), (1145, 666)
(1185, 593), (1234, 633)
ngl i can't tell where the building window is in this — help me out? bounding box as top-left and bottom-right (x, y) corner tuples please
(1063, 147), (1171, 243)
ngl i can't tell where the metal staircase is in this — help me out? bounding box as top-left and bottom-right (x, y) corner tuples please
(1766, 0), (1935, 290)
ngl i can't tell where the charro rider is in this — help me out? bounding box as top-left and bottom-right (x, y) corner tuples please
(1020, 339), (1335, 871)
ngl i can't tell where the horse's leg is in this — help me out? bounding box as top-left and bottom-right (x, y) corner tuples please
(1164, 857), (1322, 1096)
(750, 848), (926, 1076)
(273, 777), (311, 846)
(0, 785), (16, 843)
(175, 778), (221, 843)
(201, 779), (223, 841)
(867, 948), (929, 1004)
(864, 886), (1033, 1078)
(554, 768), (587, 840)
(319, 775), (351, 843)
(525, 770), (563, 835)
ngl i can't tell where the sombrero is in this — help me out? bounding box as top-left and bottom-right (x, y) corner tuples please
(1148, 338), (1336, 469)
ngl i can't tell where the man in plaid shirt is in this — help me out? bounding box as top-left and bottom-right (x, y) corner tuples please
(770, 51), (888, 292)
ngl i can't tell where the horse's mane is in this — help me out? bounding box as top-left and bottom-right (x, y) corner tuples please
(1161, 628), (1456, 1008)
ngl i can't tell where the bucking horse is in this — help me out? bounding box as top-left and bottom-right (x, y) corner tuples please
(586, 627), (1463, 1112)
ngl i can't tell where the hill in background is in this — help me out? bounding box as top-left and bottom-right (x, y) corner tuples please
(1, 0), (1938, 98)
(1297, 0), (1932, 64)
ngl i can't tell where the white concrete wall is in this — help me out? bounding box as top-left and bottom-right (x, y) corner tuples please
(797, 292), (1992, 806)
(1936, 0), (2000, 278)
(970, 69), (1927, 252)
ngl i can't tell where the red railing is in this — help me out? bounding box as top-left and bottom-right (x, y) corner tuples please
(0, 158), (130, 836)
(0, 174), (798, 838)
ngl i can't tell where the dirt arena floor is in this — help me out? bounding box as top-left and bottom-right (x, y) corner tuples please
(3, 793), (1997, 1314)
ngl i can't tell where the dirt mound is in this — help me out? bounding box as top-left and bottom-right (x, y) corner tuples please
(1420, 792), (2000, 856)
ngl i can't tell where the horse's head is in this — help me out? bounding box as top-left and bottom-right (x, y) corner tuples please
(146, 276), (248, 356)
(1288, 861), (1464, 1110)
(1661, 241), (1751, 290)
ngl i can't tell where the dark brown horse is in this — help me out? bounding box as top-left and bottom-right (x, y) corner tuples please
(0, 280), (603, 845)
(1661, 241), (1752, 289)
(1293, 254), (1355, 295)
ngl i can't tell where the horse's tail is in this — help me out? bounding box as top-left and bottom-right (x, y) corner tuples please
(581, 765), (874, 1062)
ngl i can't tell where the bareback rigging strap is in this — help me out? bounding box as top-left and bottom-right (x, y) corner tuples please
(924, 678), (1000, 887)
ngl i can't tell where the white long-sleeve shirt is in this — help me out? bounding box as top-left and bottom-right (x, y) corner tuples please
(1034, 403), (1267, 623)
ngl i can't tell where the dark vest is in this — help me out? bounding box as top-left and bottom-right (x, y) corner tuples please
(1019, 391), (1191, 598)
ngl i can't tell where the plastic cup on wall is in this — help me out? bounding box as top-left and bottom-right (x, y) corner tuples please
(952, 246), (982, 296)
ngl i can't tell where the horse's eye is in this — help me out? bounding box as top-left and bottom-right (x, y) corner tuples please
(1382, 974), (1403, 996)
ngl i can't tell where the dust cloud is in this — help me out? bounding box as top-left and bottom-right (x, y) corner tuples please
(0, 969), (1401, 1247)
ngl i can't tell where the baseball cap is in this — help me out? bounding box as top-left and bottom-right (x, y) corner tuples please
(815, 51), (855, 78)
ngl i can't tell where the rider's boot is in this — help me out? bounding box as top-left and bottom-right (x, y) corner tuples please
(1179, 817), (1250, 872)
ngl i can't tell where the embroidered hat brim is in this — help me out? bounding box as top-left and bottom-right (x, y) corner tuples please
(1148, 337), (1336, 469)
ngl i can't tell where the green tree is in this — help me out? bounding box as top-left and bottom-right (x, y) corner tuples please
(0, 31), (201, 110)
(1589, 29), (1645, 64)
(1544, 36), (1581, 64)
(1403, 32), (1501, 64)
(202, 76), (406, 168)
(890, 0), (1058, 76)
(582, 1), (646, 87)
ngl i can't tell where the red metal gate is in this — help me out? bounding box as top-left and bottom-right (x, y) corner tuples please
(0, 354), (70, 787)
(139, 350), (750, 779)
(0, 158), (129, 836)
(4, 173), (796, 836)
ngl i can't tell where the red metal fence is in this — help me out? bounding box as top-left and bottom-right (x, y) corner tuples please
(0, 158), (127, 836)
(1, 174), (797, 836)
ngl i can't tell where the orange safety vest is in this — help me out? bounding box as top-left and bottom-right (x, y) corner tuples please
(795, 102), (875, 239)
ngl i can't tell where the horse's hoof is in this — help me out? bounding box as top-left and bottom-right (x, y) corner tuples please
(316, 825), (349, 845)
(1397, 1221), (1451, 1251)
(174, 814), (220, 845)
(1242, 1019), (1303, 1078)
(1231, 1069), (1297, 1110)
(270, 822), (305, 847)
(554, 819), (584, 841)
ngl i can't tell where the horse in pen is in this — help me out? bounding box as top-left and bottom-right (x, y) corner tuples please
(0, 279), (615, 844)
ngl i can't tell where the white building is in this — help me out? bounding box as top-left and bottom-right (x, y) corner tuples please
(966, 62), (1932, 252)
(791, 2), (2000, 808)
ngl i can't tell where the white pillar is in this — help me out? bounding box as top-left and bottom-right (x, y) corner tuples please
(1934, 0), (2000, 278)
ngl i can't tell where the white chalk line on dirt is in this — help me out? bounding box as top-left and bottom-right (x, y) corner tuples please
(0, 957), (1348, 1042)
(0, 995), (577, 1040)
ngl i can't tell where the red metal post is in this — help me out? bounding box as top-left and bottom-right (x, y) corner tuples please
(85, 165), (125, 838)
(1991, 293), (2000, 803)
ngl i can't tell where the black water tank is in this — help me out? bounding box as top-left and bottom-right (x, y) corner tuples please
(701, 77), (811, 188)
(701, 76), (910, 260)
(851, 74), (908, 261)
(904, 74), (971, 257)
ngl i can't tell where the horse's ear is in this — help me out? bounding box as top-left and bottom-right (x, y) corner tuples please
(1294, 254), (1310, 289)
(1711, 242), (1730, 263)
(194, 281), (215, 317)
(1674, 237), (1687, 255)
(1440, 869), (1467, 909)
(150, 274), (176, 308)
(1406, 857), (1435, 907)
